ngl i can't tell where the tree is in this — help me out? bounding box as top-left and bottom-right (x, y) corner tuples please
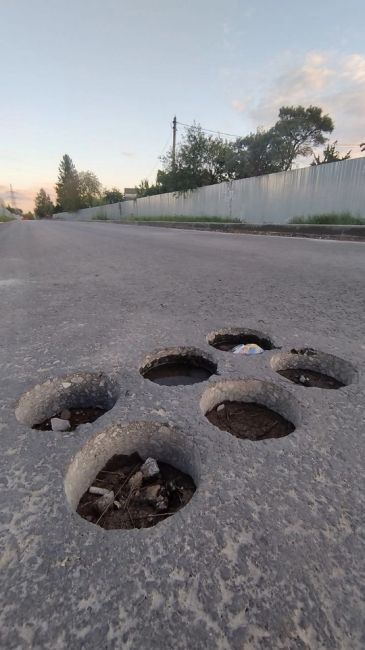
(55, 154), (81, 211)
(231, 129), (284, 178)
(272, 105), (334, 170)
(137, 105), (335, 194)
(6, 204), (22, 215)
(78, 170), (102, 207)
(135, 179), (163, 198)
(34, 188), (54, 218)
(311, 141), (351, 165)
(157, 124), (236, 193)
(103, 187), (124, 203)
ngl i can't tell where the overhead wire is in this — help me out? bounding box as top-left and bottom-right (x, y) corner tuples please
(177, 120), (364, 149)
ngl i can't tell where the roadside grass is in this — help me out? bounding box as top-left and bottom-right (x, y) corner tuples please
(0, 214), (15, 222)
(125, 215), (241, 223)
(92, 214), (108, 220)
(289, 212), (365, 225)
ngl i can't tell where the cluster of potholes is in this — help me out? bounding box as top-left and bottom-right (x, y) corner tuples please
(15, 327), (357, 531)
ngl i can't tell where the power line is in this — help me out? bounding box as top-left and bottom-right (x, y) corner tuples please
(176, 121), (243, 139)
(145, 131), (172, 182)
(178, 121), (364, 149)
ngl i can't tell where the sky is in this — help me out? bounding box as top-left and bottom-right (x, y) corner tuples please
(1, 0), (365, 212)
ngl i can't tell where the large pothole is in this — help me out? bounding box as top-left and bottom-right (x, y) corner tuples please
(271, 349), (357, 389)
(201, 379), (299, 441)
(140, 347), (217, 386)
(15, 372), (119, 430)
(65, 421), (199, 530)
(207, 327), (275, 352)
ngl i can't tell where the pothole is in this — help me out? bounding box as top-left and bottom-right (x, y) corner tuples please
(201, 379), (299, 441)
(271, 349), (357, 389)
(15, 372), (119, 430)
(207, 327), (275, 352)
(65, 421), (199, 530)
(140, 347), (217, 386)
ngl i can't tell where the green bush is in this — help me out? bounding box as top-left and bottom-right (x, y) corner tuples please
(290, 212), (365, 225)
(0, 214), (15, 222)
(92, 213), (108, 220)
(126, 215), (241, 223)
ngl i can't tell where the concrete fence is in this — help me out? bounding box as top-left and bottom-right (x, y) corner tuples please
(54, 157), (365, 224)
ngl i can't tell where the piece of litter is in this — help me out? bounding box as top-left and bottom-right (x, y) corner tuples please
(51, 417), (70, 432)
(232, 343), (264, 355)
(141, 457), (160, 478)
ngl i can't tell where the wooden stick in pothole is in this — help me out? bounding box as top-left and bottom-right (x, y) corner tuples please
(95, 463), (141, 526)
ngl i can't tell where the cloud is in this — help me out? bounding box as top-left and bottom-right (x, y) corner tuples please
(231, 98), (250, 113)
(121, 151), (135, 157)
(232, 51), (365, 150)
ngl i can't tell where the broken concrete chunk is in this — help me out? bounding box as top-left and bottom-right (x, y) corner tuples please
(95, 491), (115, 514)
(89, 486), (111, 496)
(51, 417), (70, 432)
(141, 457), (160, 478)
(128, 470), (143, 491)
(142, 484), (161, 503)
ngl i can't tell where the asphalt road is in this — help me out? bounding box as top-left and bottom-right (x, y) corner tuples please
(0, 221), (364, 649)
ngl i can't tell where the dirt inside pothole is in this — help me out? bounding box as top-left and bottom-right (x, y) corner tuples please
(33, 407), (106, 431)
(77, 452), (196, 529)
(277, 368), (344, 389)
(210, 334), (273, 352)
(206, 401), (295, 440)
(143, 361), (213, 386)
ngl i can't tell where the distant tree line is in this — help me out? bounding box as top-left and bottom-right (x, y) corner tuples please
(135, 105), (351, 197)
(33, 104), (352, 216)
(34, 155), (124, 218)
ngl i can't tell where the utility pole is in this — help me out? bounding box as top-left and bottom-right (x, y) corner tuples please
(9, 184), (17, 211)
(172, 116), (177, 169)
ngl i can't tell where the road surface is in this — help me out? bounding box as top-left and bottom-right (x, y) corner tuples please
(0, 221), (364, 649)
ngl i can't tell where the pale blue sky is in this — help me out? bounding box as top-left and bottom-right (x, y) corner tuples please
(1, 0), (364, 210)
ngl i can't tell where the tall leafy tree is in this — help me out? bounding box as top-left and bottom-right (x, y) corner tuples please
(103, 187), (124, 203)
(34, 188), (54, 218)
(79, 170), (102, 207)
(311, 141), (351, 165)
(138, 105), (335, 193)
(273, 105), (334, 170)
(156, 125), (235, 193)
(55, 154), (81, 211)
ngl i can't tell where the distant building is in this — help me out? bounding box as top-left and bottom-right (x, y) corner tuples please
(124, 188), (138, 200)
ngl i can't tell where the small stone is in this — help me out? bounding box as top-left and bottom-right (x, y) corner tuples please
(142, 484), (161, 503)
(95, 491), (114, 514)
(62, 382), (71, 389)
(217, 404), (225, 414)
(51, 417), (70, 432)
(128, 471), (143, 491)
(155, 496), (168, 512)
(60, 409), (71, 420)
(141, 457), (160, 479)
(299, 375), (309, 385)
